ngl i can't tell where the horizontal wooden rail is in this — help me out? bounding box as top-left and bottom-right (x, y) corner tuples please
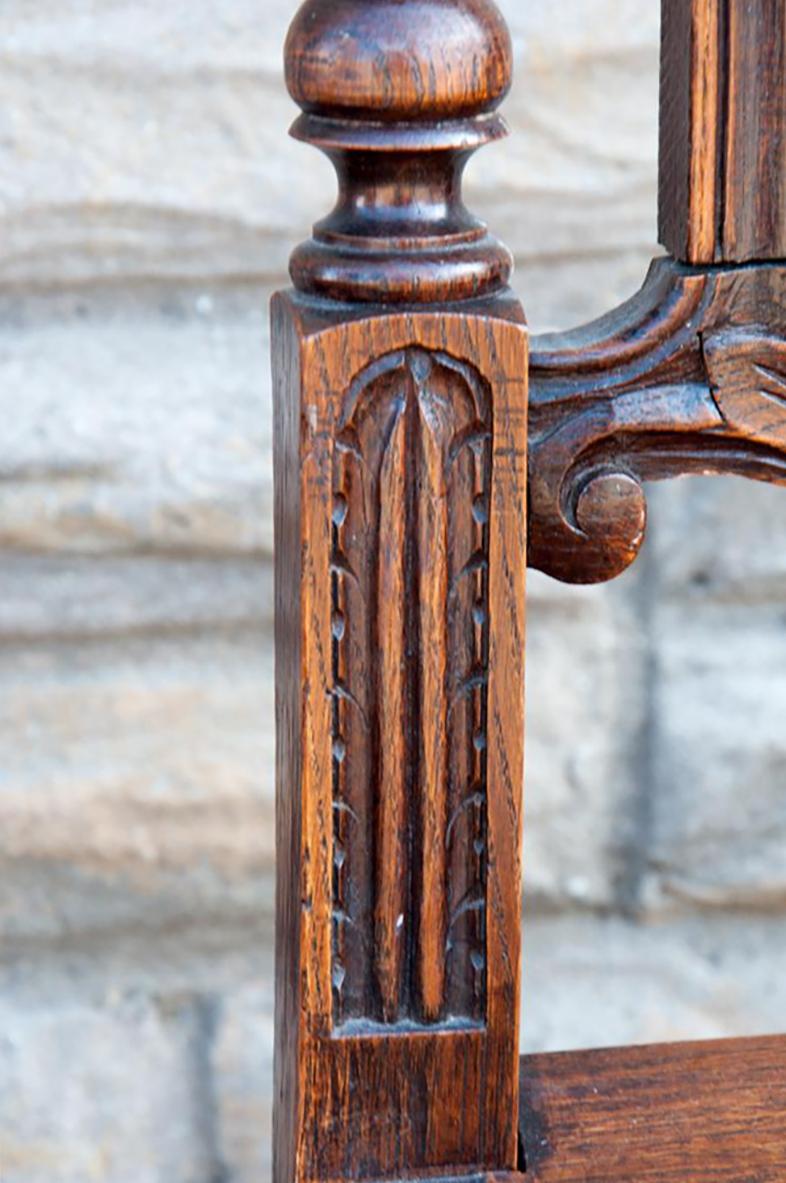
(521, 1036), (786, 1181)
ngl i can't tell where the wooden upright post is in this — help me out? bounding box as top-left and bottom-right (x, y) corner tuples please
(659, 0), (786, 263)
(272, 3), (528, 1183)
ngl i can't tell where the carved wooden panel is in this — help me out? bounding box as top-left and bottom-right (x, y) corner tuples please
(274, 0), (786, 1179)
(273, 298), (527, 1183)
(331, 348), (492, 1029)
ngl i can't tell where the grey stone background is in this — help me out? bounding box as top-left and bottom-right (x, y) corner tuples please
(1, 2), (785, 1180)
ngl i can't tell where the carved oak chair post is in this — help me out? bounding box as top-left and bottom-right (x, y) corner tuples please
(274, 1), (786, 1181)
(272, 5), (527, 1183)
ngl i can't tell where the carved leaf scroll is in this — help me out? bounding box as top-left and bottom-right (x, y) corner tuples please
(528, 259), (786, 585)
(704, 330), (786, 447)
(331, 348), (492, 1029)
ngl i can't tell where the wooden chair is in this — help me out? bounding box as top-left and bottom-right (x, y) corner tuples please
(271, 2), (786, 1180)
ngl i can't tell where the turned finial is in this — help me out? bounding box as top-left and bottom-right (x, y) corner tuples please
(285, 0), (514, 303)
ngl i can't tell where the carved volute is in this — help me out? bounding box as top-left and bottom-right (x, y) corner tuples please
(527, 0), (786, 585)
(285, 0), (514, 303)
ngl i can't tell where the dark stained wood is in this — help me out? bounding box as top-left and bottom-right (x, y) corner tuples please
(660, 0), (786, 263)
(273, 294), (528, 1183)
(528, 257), (786, 584)
(273, 5), (527, 1183)
(285, 0), (512, 122)
(274, 3), (786, 1183)
(284, 0), (513, 305)
(273, 288), (304, 1183)
(533, 0), (786, 586)
(723, 0), (786, 260)
(659, 0), (722, 263)
(520, 1036), (786, 1181)
(331, 345), (497, 1028)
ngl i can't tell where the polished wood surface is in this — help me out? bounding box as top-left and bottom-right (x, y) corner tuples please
(528, 257), (786, 584)
(530, 0), (786, 586)
(520, 1036), (786, 1181)
(660, 0), (786, 263)
(274, 5), (527, 1183)
(285, 0), (513, 305)
(274, 2), (786, 1182)
(285, 0), (511, 121)
(272, 292), (528, 1183)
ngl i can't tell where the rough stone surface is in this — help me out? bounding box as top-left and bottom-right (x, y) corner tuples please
(0, 1), (660, 327)
(0, 993), (212, 1182)
(524, 571), (648, 909)
(647, 603), (786, 910)
(0, 288), (274, 558)
(641, 481), (786, 912)
(520, 912), (786, 1052)
(0, 629), (274, 943)
(3, 915), (786, 1182)
(1, 2), (785, 1178)
(0, 920), (273, 1183)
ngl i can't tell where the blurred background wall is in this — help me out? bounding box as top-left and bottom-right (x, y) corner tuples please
(1, 2), (785, 1180)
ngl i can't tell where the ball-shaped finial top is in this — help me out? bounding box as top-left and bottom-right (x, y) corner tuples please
(285, 0), (514, 303)
(285, 0), (512, 122)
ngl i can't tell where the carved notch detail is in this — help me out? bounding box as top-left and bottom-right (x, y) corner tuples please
(331, 348), (492, 1030)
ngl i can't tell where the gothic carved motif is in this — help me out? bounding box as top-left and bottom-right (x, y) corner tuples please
(331, 348), (492, 1029)
(275, 0), (786, 1179)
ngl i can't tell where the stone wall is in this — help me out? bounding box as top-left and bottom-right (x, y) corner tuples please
(1, 3), (785, 1180)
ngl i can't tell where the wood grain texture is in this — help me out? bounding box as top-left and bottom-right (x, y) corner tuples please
(331, 348), (494, 1027)
(272, 295), (304, 1183)
(528, 257), (786, 584)
(533, 1), (786, 583)
(272, 295), (527, 1183)
(275, 4), (786, 1183)
(285, 0), (513, 304)
(658, 0), (722, 263)
(528, 1), (786, 580)
(285, 0), (512, 121)
(373, 395), (408, 1024)
(659, 0), (786, 263)
(520, 1036), (786, 1181)
(723, 0), (786, 260)
(274, 8), (529, 1182)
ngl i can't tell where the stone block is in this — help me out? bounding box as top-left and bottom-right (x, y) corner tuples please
(0, 555), (272, 640)
(0, 631), (275, 943)
(647, 478), (786, 600)
(523, 912), (786, 1052)
(0, 288), (273, 558)
(212, 984), (275, 1183)
(0, 0), (660, 306)
(644, 600), (786, 910)
(0, 991), (212, 1183)
(523, 570), (647, 909)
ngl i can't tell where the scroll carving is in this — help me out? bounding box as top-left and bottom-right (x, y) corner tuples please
(528, 259), (786, 585)
(331, 348), (492, 1029)
(704, 330), (786, 445)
